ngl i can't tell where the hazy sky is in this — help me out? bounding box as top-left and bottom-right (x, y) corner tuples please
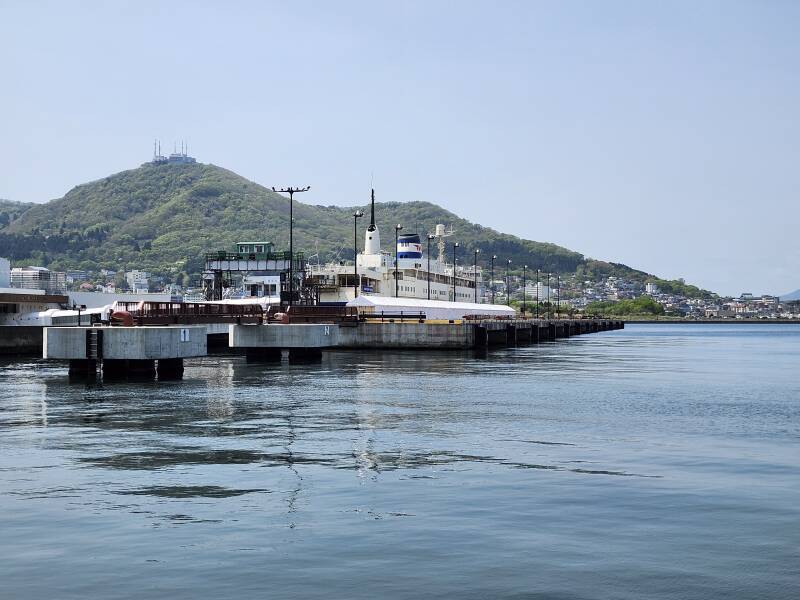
(2, 1), (798, 295)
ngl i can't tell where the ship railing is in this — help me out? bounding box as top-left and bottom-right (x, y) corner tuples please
(268, 305), (360, 324)
(205, 251), (305, 263)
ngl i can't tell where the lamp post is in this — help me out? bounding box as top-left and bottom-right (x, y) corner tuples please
(491, 255), (497, 304)
(395, 224), (403, 298)
(547, 272), (551, 319)
(473, 248), (480, 303)
(522, 264), (527, 316)
(427, 234), (435, 300)
(452, 242), (460, 301)
(272, 185), (310, 307)
(556, 273), (561, 318)
(536, 269), (540, 318)
(353, 210), (363, 298)
(506, 259), (512, 306)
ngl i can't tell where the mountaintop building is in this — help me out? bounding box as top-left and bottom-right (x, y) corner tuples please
(149, 140), (196, 165)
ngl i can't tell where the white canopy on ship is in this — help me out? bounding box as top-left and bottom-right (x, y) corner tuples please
(346, 295), (515, 320)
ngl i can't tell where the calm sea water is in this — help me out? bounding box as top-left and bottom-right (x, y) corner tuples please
(0, 324), (798, 599)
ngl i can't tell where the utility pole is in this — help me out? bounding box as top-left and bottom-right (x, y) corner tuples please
(506, 259), (512, 306)
(474, 248), (480, 303)
(556, 273), (561, 318)
(353, 209), (364, 298)
(452, 242), (460, 301)
(272, 186), (310, 307)
(427, 234), (435, 300)
(536, 269), (540, 318)
(491, 255), (497, 304)
(395, 224), (403, 297)
(522, 264), (527, 316)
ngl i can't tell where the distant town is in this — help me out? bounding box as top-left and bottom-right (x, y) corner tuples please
(2, 256), (798, 320)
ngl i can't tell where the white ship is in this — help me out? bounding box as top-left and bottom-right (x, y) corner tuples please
(306, 191), (484, 305)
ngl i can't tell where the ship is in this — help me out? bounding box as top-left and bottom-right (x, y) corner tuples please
(306, 190), (484, 305)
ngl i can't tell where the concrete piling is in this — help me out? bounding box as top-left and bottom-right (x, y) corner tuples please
(245, 348), (282, 363)
(44, 326), (206, 381)
(157, 358), (185, 380)
(288, 348), (323, 364)
(506, 325), (517, 346)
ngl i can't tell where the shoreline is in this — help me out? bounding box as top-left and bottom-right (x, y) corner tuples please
(621, 318), (800, 324)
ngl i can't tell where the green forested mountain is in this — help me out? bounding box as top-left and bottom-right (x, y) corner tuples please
(0, 162), (711, 296)
(0, 199), (35, 228)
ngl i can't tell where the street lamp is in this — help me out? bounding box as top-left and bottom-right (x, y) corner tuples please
(452, 242), (460, 301)
(536, 269), (540, 318)
(427, 234), (435, 300)
(547, 272), (551, 319)
(395, 224), (403, 298)
(506, 259), (512, 306)
(272, 185), (310, 307)
(473, 248), (480, 303)
(491, 255), (497, 304)
(353, 210), (364, 298)
(522, 264), (528, 316)
(556, 273), (561, 318)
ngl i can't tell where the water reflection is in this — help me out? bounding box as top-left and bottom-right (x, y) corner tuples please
(1, 327), (799, 600)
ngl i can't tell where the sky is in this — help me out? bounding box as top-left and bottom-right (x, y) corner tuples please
(1, 1), (798, 296)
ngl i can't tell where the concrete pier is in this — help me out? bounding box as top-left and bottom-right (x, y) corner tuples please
(43, 326), (207, 380)
(230, 319), (624, 355)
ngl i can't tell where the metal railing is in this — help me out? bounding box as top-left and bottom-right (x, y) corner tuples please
(113, 301), (264, 325)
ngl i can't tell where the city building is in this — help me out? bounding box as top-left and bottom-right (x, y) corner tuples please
(125, 270), (150, 293)
(11, 266), (67, 294)
(524, 282), (551, 301)
(645, 282), (659, 295)
(0, 257), (10, 288)
(66, 270), (88, 284)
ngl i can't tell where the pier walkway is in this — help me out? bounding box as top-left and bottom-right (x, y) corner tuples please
(230, 318), (624, 362)
(40, 318), (623, 377)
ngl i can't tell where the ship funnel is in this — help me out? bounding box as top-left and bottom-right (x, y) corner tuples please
(364, 189), (381, 255)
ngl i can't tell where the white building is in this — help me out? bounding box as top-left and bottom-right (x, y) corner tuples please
(243, 274), (280, 298)
(347, 295), (514, 320)
(524, 282), (551, 301)
(125, 270), (150, 293)
(11, 266), (67, 294)
(645, 282), (659, 295)
(0, 258), (10, 288)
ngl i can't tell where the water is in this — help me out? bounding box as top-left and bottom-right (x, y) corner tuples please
(0, 324), (798, 599)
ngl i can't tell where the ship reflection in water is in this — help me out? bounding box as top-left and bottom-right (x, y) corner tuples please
(1, 324), (798, 600)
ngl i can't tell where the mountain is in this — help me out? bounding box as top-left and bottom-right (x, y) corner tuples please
(0, 199), (35, 228)
(0, 162), (713, 297)
(779, 289), (800, 301)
